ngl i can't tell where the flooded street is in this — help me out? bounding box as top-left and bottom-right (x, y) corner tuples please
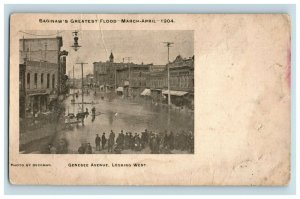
(59, 89), (193, 153)
(24, 89), (194, 154)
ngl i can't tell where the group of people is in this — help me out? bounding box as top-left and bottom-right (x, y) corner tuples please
(46, 138), (68, 154)
(78, 129), (194, 154)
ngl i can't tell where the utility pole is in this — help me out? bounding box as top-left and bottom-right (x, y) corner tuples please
(163, 42), (173, 106)
(124, 57), (132, 97)
(71, 65), (75, 103)
(44, 42), (47, 61)
(76, 62), (88, 125)
(114, 63), (117, 91)
(73, 65), (75, 88)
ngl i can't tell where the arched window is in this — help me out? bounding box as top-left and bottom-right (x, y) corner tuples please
(34, 73), (38, 88)
(52, 74), (55, 89)
(183, 76), (186, 88)
(47, 74), (50, 88)
(26, 73), (30, 89)
(41, 73), (44, 88)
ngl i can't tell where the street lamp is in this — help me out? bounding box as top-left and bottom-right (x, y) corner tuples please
(71, 31), (81, 51)
(71, 30), (87, 126)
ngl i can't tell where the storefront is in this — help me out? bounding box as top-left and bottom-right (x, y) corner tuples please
(162, 90), (188, 107)
(27, 93), (49, 117)
(116, 86), (124, 95)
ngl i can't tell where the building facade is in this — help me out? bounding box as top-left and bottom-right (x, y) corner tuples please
(93, 52), (116, 91)
(19, 36), (68, 95)
(19, 36), (68, 119)
(116, 63), (150, 97)
(149, 55), (194, 108)
(21, 60), (59, 118)
(168, 55), (194, 92)
(93, 52), (194, 109)
(93, 52), (150, 96)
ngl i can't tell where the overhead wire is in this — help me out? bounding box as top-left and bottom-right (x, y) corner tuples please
(19, 30), (65, 37)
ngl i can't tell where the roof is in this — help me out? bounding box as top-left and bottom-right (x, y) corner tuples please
(162, 90), (188, 96)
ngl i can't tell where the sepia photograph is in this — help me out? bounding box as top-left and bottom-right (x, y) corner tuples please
(19, 30), (194, 154)
(9, 13), (291, 185)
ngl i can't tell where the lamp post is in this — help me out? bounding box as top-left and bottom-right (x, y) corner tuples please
(76, 62), (88, 113)
(71, 31), (81, 51)
(71, 30), (87, 126)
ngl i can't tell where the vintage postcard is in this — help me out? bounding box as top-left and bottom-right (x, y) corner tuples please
(9, 14), (290, 185)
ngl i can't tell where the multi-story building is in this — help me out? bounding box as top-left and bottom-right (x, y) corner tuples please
(85, 74), (94, 87)
(19, 36), (68, 119)
(149, 55), (194, 108)
(93, 52), (194, 109)
(93, 52), (150, 97)
(168, 55), (194, 92)
(19, 63), (26, 118)
(20, 60), (59, 118)
(116, 63), (150, 97)
(19, 36), (68, 95)
(93, 52), (116, 91)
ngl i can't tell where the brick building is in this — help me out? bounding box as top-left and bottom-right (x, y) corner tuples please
(149, 55), (194, 108)
(21, 61), (59, 117)
(19, 36), (68, 95)
(116, 63), (150, 97)
(19, 36), (68, 119)
(93, 52), (116, 91)
(93, 52), (194, 109)
(93, 52), (150, 97)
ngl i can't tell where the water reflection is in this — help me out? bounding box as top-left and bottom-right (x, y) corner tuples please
(57, 89), (194, 153)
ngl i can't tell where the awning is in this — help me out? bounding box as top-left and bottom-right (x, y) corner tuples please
(151, 88), (162, 91)
(106, 85), (114, 88)
(162, 90), (188, 96)
(124, 80), (129, 86)
(140, 89), (151, 96)
(28, 93), (48, 96)
(116, 87), (124, 92)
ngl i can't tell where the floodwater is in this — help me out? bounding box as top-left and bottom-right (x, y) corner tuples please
(24, 89), (194, 154)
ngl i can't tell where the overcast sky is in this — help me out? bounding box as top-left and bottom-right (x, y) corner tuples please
(20, 30), (194, 78)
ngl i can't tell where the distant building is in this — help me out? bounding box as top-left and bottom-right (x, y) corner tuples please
(85, 74), (94, 86)
(93, 52), (116, 91)
(149, 65), (166, 72)
(93, 52), (151, 96)
(93, 52), (194, 109)
(116, 63), (150, 97)
(149, 55), (194, 108)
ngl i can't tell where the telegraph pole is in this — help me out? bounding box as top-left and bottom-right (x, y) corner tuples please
(76, 62), (88, 125)
(71, 65), (75, 103)
(163, 42), (173, 106)
(73, 65), (75, 88)
(124, 57), (132, 97)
